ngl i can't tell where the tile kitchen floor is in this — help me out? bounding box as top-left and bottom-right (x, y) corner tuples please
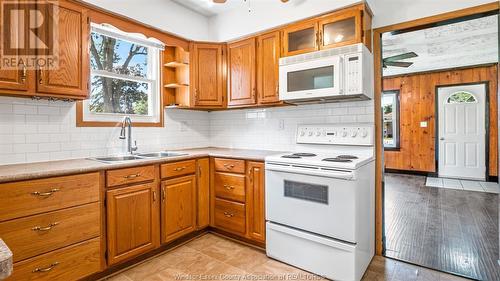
(103, 233), (471, 281)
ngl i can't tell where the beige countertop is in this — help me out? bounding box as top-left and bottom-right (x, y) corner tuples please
(0, 147), (283, 184)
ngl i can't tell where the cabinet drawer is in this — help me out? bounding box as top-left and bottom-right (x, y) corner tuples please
(106, 165), (155, 187)
(214, 172), (246, 203)
(214, 198), (246, 234)
(214, 158), (245, 174)
(9, 238), (101, 281)
(161, 160), (196, 178)
(0, 173), (100, 222)
(0, 203), (100, 262)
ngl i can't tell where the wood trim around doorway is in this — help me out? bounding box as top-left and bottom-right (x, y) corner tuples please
(372, 1), (500, 256)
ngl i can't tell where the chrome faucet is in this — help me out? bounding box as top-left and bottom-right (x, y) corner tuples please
(119, 116), (138, 154)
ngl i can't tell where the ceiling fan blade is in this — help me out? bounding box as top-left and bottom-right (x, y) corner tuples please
(213, 0), (227, 3)
(384, 52), (418, 62)
(384, 61), (414, 68)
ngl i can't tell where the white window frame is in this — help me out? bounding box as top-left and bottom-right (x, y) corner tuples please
(83, 23), (164, 124)
(382, 91), (400, 149)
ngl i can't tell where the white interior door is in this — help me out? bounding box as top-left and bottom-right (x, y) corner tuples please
(438, 84), (486, 180)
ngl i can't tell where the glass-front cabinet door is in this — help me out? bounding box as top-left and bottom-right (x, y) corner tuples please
(282, 20), (319, 57)
(318, 9), (361, 50)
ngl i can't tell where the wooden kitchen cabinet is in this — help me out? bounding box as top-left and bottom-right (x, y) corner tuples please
(282, 5), (371, 57)
(246, 162), (265, 243)
(318, 9), (362, 50)
(106, 183), (160, 265)
(257, 31), (281, 104)
(161, 175), (197, 243)
(227, 38), (256, 106)
(282, 20), (319, 57)
(36, 0), (90, 98)
(191, 43), (225, 107)
(197, 158), (210, 229)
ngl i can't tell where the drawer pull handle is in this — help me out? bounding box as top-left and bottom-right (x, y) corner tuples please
(223, 212), (234, 218)
(224, 185), (235, 190)
(124, 173), (140, 179)
(174, 167), (186, 171)
(223, 164), (235, 169)
(33, 262), (59, 273)
(32, 222), (59, 232)
(31, 188), (60, 197)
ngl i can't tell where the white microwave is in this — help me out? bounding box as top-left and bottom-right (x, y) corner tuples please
(279, 43), (373, 104)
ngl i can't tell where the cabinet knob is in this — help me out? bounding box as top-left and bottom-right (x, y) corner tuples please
(31, 188), (60, 197)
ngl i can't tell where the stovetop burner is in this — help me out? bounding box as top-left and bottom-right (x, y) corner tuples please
(292, 153), (317, 157)
(281, 155), (302, 159)
(322, 158), (353, 163)
(337, 155), (359, 160)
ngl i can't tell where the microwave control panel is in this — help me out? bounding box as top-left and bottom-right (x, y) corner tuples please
(296, 124), (374, 146)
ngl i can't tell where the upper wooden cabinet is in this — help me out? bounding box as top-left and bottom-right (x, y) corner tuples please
(227, 38), (256, 107)
(0, 1), (90, 99)
(282, 5), (371, 56)
(191, 43), (225, 108)
(257, 31), (281, 104)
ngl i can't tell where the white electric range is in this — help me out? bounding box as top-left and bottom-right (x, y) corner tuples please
(265, 123), (375, 281)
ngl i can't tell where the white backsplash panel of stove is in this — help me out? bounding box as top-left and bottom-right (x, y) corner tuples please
(210, 100), (374, 151)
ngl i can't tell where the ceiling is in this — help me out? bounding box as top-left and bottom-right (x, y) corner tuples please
(382, 14), (498, 77)
(171, 0), (245, 16)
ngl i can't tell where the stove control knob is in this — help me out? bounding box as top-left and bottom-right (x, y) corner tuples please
(322, 131), (327, 136)
(308, 131), (313, 136)
(316, 131), (321, 136)
(351, 131), (358, 137)
(300, 131), (305, 136)
(341, 130), (348, 137)
(361, 129), (368, 138)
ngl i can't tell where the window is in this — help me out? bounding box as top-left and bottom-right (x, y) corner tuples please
(382, 91), (400, 149)
(81, 23), (164, 125)
(447, 91), (477, 104)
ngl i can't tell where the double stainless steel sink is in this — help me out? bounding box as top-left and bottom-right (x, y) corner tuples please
(90, 151), (188, 163)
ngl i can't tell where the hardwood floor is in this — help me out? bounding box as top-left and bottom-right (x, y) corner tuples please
(103, 233), (471, 281)
(384, 173), (499, 281)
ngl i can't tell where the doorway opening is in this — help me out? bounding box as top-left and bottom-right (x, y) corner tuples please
(377, 9), (499, 281)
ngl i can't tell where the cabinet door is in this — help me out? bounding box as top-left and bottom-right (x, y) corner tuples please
(257, 31), (281, 104)
(197, 158), (210, 229)
(106, 183), (160, 265)
(161, 175), (196, 243)
(282, 20), (318, 57)
(228, 38), (256, 106)
(192, 43), (224, 107)
(246, 162), (265, 243)
(318, 9), (362, 50)
(37, 1), (89, 98)
(0, 2), (30, 92)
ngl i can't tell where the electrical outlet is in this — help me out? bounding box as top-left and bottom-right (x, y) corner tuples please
(278, 119), (285, 130)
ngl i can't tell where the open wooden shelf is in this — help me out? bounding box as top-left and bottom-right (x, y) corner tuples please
(164, 62), (189, 68)
(164, 83), (189, 89)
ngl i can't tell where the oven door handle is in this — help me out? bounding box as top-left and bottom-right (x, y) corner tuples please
(265, 163), (354, 180)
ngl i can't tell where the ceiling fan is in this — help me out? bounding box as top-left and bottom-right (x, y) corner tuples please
(382, 52), (418, 68)
(213, 0), (289, 3)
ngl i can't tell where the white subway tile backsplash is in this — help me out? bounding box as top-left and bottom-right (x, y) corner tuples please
(0, 95), (373, 165)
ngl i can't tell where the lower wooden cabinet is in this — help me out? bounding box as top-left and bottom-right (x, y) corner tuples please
(210, 158), (266, 244)
(9, 238), (101, 281)
(106, 183), (160, 265)
(196, 158), (210, 229)
(246, 162), (266, 243)
(161, 175), (197, 243)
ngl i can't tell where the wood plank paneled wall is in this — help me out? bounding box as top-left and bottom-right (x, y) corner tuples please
(383, 65), (498, 176)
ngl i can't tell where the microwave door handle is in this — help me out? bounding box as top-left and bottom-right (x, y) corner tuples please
(265, 163), (354, 180)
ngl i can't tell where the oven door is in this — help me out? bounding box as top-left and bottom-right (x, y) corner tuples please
(279, 56), (342, 101)
(265, 165), (357, 243)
